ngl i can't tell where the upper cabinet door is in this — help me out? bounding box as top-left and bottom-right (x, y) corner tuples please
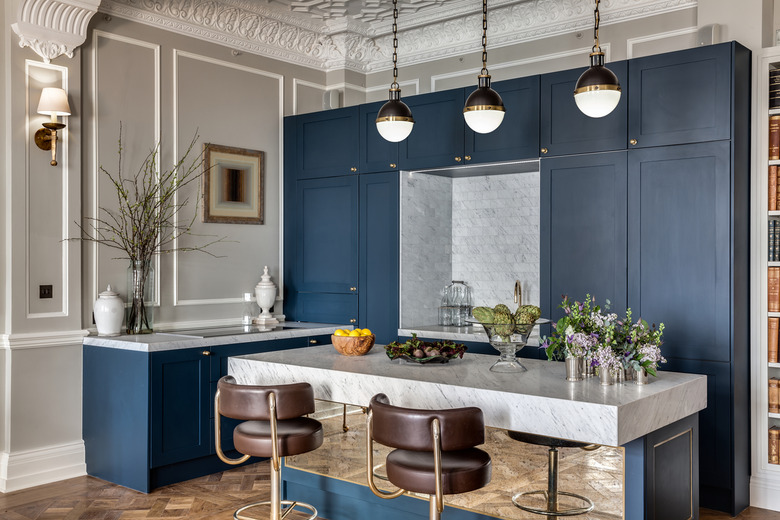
(399, 89), (465, 170)
(628, 43), (732, 148)
(465, 76), (541, 163)
(540, 61), (628, 157)
(360, 101), (399, 173)
(295, 106), (359, 179)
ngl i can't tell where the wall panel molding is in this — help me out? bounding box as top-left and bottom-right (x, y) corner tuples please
(0, 329), (88, 350)
(0, 440), (85, 493)
(625, 26), (698, 58)
(171, 49), (284, 306)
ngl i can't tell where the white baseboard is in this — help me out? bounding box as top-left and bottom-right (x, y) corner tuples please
(750, 474), (780, 511)
(0, 441), (86, 493)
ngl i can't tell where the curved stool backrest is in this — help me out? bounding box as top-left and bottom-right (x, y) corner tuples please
(217, 375), (315, 420)
(369, 393), (485, 451)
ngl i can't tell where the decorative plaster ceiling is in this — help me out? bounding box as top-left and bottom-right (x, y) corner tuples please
(16, 0), (697, 70)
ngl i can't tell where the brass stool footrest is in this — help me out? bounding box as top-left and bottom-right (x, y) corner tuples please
(234, 500), (318, 520)
(511, 490), (594, 517)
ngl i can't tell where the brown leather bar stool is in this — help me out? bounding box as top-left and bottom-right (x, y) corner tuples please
(215, 375), (324, 520)
(508, 430), (598, 517)
(365, 393), (492, 520)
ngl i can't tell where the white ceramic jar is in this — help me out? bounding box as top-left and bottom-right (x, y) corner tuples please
(94, 285), (124, 336)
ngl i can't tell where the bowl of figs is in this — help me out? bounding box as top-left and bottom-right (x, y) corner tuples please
(384, 333), (467, 364)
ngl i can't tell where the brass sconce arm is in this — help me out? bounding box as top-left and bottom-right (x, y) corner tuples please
(35, 123), (66, 166)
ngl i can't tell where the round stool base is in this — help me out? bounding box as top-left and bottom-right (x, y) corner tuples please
(511, 490), (594, 517)
(234, 499), (318, 520)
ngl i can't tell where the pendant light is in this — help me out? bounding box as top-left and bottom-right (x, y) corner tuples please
(463, 0), (505, 134)
(574, 0), (621, 118)
(376, 0), (414, 143)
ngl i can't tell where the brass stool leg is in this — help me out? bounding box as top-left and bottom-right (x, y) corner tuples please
(511, 447), (594, 517)
(233, 461), (318, 520)
(429, 495), (441, 520)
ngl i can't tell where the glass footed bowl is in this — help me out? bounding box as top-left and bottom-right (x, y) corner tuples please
(478, 320), (546, 373)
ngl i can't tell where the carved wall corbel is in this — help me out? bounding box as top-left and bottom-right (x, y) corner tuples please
(11, 0), (101, 62)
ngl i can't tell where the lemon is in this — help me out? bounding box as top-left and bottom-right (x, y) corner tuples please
(360, 329), (373, 336)
(348, 329), (362, 337)
(333, 329), (349, 337)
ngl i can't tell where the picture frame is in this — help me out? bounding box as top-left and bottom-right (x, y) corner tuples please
(202, 143), (264, 224)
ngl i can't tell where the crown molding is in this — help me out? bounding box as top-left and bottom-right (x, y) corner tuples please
(98, 0), (696, 73)
(11, 0), (101, 62)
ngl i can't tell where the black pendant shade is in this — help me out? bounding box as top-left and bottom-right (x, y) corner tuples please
(376, 88), (415, 142)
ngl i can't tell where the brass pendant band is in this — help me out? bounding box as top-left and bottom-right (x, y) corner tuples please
(574, 84), (622, 94)
(463, 104), (506, 112)
(376, 115), (414, 122)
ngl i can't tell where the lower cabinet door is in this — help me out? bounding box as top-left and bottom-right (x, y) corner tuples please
(296, 292), (358, 326)
(150, 348), (211, 467)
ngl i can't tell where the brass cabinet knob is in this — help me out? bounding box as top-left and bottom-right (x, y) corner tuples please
(350, 318), (357, 324)
(390, 163), (397, 168)
(630, 139), (638, 146)
(350, 286), (357, 291)
(541, 147), (548, 155)
(309, 339), (318, 344)
(465, 155), (472, 161)
(454, 156), (462, 162)
(202, 350), (212, 356)
(350, 167), (357, 172)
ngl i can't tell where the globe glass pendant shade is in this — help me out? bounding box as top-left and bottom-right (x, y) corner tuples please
(376, 90), (414, 142)
(463, 75), (505, 134)
(574, 52), (622, 118)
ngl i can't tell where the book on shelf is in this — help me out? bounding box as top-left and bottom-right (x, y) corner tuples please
(769, 267), (780, 312)
(771, 115), (780, 160)
(770, 220), (777, 262)
(771, 69), (780, 109)
(771, 166), (778, 211)
(771, 427), (780, 465)
(771, 377), (780, 414)
(770, 318), (779, 363)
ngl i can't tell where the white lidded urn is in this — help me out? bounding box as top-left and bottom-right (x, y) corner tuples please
(94, 285), (124, 336)
(255, 266), (279, 327)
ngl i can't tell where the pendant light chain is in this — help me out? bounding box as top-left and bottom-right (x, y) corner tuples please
(481, 0), (488, 75)
(391, 0), (399, 88)
(592, 0), (601, 53)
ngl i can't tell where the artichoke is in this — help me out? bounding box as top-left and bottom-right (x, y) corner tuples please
(492, 307), (515, 337)
(493, 303), (512, 315)
(515, 304), (541, 324)
(472, 306), (495, 324)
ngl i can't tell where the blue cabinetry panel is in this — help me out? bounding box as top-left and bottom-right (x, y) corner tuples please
(628, 43), (732, 148)
(400, 90), (465, 169)
(360, 101), (399, 173)
(627, 142), (730, 363)
(465, 76), (540, 162)
(540, 152), (628, 325)
(295, 106), (359, 178)
(297, 292), (358, 324)
(359, 172), (400, 344)
(295, 176), (358, 293)
(540, 61), (627, 156)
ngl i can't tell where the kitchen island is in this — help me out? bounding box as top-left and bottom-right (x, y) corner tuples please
(230, 346), (706, 520)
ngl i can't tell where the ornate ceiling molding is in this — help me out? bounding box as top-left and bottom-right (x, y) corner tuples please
(98, 0), (697, 73)
(12, 0), (101, 62)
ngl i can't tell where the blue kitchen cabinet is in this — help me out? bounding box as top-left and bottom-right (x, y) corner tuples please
(628, 42), (733, 149)
(540, 61), (627, 157)
(294, 106), (360, 179)
(540, 151), (628, 329)
(465, 76), (541, 163)
(360, 171), (400, 344)
(360, 101), (399, 173)
(399, 89), (465, 170)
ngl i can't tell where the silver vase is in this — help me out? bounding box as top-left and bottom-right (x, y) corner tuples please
(615, 368), (625, 384)
(634, 367), (649, 385)
(565, 356), (583, 381)
(599, 368), (613, 386)
(585, 359), (595, 378)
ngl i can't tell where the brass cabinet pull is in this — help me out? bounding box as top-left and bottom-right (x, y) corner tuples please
(541, 147), (548, 154)
(350, 318), (357, 323)
(630, 139), (638, 146)
(350, 167), (357, 172)
(202, 350), (212, 356)
(390, 163), (397, 168)
(350, 286), (357, 292)
(454, 156), (462, 162)
(465, 155), (472, 161)
(309, 339), (318, 345)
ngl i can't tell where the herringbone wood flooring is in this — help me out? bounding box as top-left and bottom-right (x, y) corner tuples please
(0, 460), (776, 519)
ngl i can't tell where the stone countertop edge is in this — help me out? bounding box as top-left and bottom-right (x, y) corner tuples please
(228, 346), (707, 447)
(82, 323), (343, 352)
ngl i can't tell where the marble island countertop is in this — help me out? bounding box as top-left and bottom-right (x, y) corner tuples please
(82, 322), (343, 352)
(229, 345), (706, 447)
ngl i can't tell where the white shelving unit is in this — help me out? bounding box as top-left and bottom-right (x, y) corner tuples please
(751, 47), (780, 511)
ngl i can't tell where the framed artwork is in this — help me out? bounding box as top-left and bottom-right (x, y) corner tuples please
(202, 143), (264, 224)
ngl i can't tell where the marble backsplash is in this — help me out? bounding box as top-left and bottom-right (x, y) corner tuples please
(400, 170), (540, 328)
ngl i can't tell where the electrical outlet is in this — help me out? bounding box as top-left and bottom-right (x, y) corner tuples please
(39, 285), (53, 299)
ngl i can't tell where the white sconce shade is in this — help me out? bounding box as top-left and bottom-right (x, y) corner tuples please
(37, 88), (71, 117)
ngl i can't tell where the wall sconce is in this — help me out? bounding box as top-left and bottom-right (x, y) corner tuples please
(34, 87), (71, 166)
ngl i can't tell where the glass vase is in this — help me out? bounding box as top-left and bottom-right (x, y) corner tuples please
(127, 259), (155, 334)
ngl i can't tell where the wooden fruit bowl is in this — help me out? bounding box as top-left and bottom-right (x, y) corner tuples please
(332, 334), (375, 356)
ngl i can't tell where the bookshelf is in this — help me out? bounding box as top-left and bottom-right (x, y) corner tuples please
(752, 48), (780, 509)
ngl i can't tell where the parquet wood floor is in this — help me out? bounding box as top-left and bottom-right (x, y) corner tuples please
(0, 461), (777, 519)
